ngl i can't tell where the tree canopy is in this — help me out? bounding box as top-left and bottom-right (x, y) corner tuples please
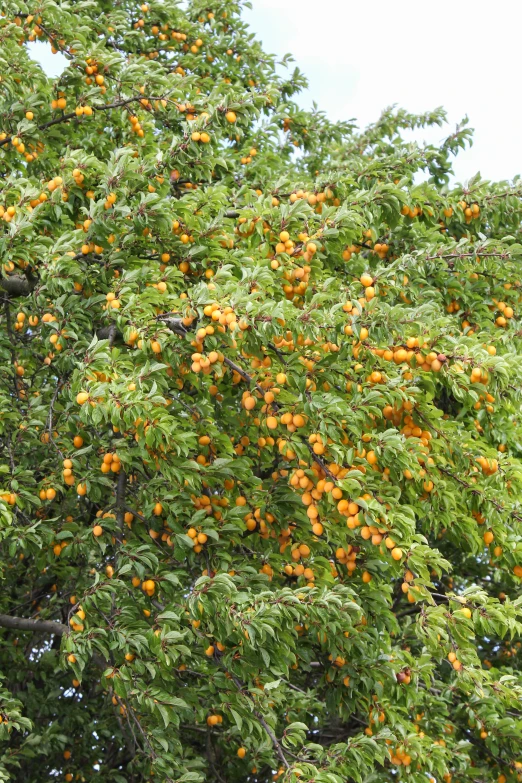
(1, 1), (522, 782)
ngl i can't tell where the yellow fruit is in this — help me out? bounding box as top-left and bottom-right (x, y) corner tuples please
(142, 579), (155, 594)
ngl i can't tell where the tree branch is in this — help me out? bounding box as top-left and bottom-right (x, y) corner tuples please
(115, 469), (127, 569)
(0, 614), (68, 636)
(223, 357), (266, 396)
(0, 275), (36, 297)
(46, 374), (69, 459)
(96, 316), (189, 344)
(438, 466), (522, 523)
(0, 95), (172, 148)
(254, 711), (290, 769)
(96, 325), (124, 343)
(225, 668), (290, 769)
(304, 442), (338, 483)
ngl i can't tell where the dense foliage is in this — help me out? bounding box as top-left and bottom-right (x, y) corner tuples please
(0, 1), (522, 781)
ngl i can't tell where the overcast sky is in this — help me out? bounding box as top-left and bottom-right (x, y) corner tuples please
(29, 0), (522, 184)
(244, 0), (522, 184)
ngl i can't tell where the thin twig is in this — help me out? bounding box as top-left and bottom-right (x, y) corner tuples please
(223, 357), (266, 397)
(0, 94), (174, 147)
(46, 374), (70, 459)
(226, 669), (290, 769)
(438, 467), (522, 523)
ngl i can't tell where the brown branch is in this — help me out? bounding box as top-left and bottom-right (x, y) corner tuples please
(96, 316), (188, 345)
(0, 95), (171, 147)
(425, 252), (510, 262)
(304, 442), (338, 483)
(0, 276), (36, 297)
(47, 374), (69, 459)
(96, 325), (123, 343)
(0, 614), (68, 636)
(223, 357), (266, 397)
(108, 324), (117, 348)
(3, 297), (22, 401)
(438, 466), (522, 522)
(225, 668), (290, 769)
(156, 315), (191, 336)
(115, 470), (127, 570)
(255, 711), (290, 769)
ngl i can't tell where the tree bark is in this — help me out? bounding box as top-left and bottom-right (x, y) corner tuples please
(0, 613), (68, 636)
(96, 317), (189, 343)
(0, 276), (36, 297)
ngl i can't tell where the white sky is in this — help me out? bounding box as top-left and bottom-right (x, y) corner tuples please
(29, 0), (522, 184)
(244, 0), (522, 184)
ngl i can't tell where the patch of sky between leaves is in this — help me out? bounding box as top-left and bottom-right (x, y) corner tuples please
(27, 40), (68, 78)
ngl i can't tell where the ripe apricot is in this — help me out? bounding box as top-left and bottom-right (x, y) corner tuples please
(142, 579), (155, 593)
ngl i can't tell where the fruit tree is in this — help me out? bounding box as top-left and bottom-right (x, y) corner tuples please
(0, 1), (522, 781)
